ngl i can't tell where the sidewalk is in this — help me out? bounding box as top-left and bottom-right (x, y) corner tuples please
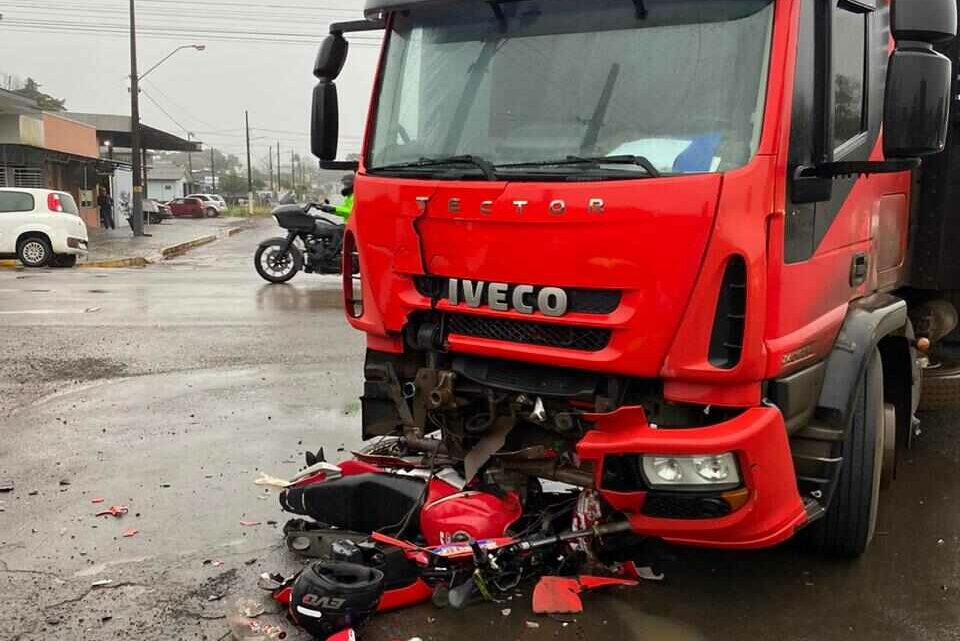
(2, 217), (253, 269)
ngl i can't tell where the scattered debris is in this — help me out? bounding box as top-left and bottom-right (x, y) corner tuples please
(937, 538), (946, 545)
(160, 483), (172, 488)
(91, 579), (113, 588)
(501, 608), (512, 617)
(227, 615), (285, 639)
(59, 479), (71, 486)
(101, 615), (113, 623)
(235, 597), (266, 618)
(28, 490), (38, 496)
(633, 566), (665, 582)
(240, 520), (261, 527)
(532, 576), (637, 615)
(255, 473), (293, 489)
(245, 558), (258, 566)
(96, 506), (129, 518)
(213, 560), (225, 567)
(91, 497), (105, 504)
(0, 482), (13, 493)
(208, 594), (224, 602)
(122, 529), (139, 538)
(525, 621), (540, 629)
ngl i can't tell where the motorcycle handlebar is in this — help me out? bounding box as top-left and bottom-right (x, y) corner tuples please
(305, 202), (337, 214)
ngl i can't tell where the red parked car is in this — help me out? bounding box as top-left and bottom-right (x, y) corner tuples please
(167, 197), (206, 218)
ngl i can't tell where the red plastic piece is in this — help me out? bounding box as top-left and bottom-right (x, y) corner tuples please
(95, 506), (128, 518)
(533, 576), (638, 614)
(273, 586), (292, 606)
(325, 629), (356, 641)
(532, 577), (584, 614)
(376, 578), (434, 612)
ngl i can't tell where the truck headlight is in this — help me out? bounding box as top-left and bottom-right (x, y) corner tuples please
(641, 453), (740, 489)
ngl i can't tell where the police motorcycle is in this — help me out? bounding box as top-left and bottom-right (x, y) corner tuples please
(255, 202), (346, 284)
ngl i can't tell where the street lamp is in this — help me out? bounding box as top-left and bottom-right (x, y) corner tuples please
(139, 44), (206, 82)
(128, 0), (205, 237)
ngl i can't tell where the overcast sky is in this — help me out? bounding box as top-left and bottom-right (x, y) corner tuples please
(0, 0), (380, 164)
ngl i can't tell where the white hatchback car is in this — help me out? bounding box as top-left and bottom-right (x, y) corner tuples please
(0, 188), (89, 267)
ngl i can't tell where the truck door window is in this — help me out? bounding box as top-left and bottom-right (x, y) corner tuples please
(832, 3), (867, 151)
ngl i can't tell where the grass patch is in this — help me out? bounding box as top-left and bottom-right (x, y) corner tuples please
(225, 205), (274, 218)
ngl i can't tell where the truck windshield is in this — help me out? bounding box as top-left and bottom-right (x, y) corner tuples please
(368, 0), (774, 180)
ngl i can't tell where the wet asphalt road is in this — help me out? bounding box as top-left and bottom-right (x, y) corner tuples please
(1, 219), (958, 641)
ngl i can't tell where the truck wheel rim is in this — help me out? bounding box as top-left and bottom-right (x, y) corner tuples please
(22, 241), (46, 264)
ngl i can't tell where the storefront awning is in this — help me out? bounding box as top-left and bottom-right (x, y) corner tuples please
(62, 113), (202, 152)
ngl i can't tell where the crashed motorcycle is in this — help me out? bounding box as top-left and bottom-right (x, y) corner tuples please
(254, 203), (347, 284)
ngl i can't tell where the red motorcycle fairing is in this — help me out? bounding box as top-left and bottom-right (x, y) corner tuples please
(281, 463), (522, 547)
(419, 480), (523, 547)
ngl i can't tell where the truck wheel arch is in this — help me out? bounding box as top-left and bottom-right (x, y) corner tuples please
(816, 294), (908, 432)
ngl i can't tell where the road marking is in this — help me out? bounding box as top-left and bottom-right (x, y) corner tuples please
(0, 308), (96, 315)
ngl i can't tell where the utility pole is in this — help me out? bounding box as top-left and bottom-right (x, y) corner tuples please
(268, 145), (274, 196)
(129, 0), (144, 236)
(187, 132), (194, 195)
(291, 149), (296, 196)
(276, 142), (281, 194)
(245, 110), (254, 215)
(210, 147), (216, 191)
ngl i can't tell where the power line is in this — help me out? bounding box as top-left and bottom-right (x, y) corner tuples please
(0, 20), (384, 45)
(139, 88), (190, 135)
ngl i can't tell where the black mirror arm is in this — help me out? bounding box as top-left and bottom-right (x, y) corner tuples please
(796, 158), (921, 179)
(320, 160), (360, 171)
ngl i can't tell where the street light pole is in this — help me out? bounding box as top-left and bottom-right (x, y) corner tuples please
(245, 110), (254, 215)
(129, 0), (144, 237)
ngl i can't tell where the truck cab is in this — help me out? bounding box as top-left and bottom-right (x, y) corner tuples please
(310, 0), (957, 556)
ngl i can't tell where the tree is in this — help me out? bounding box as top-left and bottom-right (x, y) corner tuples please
(12, 77), (67, 112)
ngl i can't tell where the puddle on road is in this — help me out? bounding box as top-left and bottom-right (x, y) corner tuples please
(255, 284), (343, 312)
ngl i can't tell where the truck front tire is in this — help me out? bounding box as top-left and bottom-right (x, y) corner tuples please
(804, 349), (885, 557)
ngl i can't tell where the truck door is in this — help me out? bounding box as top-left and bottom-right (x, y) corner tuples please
(770, 0), (911, 359)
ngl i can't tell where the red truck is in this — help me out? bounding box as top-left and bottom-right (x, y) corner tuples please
(306, 0), (959, 557)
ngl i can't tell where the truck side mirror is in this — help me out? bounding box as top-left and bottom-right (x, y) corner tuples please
(884, 0), (956, 159)
(890, 0), (957, 44)
(314, 34), (349, 80)
(311, 80), (339, 162)
(883, 46), (952, 158)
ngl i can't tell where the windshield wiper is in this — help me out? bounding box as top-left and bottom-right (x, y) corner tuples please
(497, 154), (661, 178)
(373, 155), (499, 181)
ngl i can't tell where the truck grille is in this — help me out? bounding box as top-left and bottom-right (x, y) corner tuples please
(415, 277), (621, 315)
(445, 313), (611, 352)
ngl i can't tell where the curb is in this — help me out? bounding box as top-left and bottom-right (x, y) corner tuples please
(159, 234), (218, 260)
(0, 224), (250, 270)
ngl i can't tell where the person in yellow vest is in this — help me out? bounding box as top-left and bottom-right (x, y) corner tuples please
(334, 173), (355, 220)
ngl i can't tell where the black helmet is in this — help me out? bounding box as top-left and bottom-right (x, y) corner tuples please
(341, 173), (355, 197)
(290, 561), (385, 638)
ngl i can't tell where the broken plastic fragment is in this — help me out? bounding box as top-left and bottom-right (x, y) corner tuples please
(525, 621), (540, 629)
(240, 520), (261, 527)
(91, 579), (112, 588)
(122, 529), (139, 538)
(91, 497), (105, 504)
(235, 597), (266, 618)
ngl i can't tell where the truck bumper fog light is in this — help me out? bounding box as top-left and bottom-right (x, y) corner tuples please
(641, 453), (741, 490)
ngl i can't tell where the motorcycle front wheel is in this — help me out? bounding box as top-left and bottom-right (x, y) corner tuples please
(255, 240), (303, 284)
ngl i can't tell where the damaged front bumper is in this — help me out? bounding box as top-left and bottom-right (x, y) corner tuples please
(577, 405), (808, 549)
